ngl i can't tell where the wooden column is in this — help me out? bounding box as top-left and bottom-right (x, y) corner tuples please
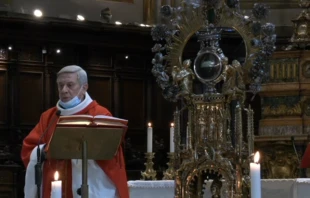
(143, 0), (162, 25)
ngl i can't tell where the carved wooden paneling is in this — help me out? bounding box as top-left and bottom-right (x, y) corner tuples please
(120, 78), (145, 130)
(115, 53), (146, 70)
(17, 45), (43, 63)
(88, 48), (112, 67)
(0, 68), (7, 125)
(49, 70), (62, 106)
(47, 46), (77, 66)
(18, 72), (44, 126)
(0, 48), (8, 60)
(87, 75), (112, 111)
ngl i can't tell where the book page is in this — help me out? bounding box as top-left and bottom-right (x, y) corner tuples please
(94, 115), (128, 125)
(59, 114), (93, 119)
(58, 114), (93, 125)
(94, 120), (127, 127)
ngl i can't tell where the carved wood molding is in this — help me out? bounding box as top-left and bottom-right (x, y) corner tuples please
(255, 134), (309, 142)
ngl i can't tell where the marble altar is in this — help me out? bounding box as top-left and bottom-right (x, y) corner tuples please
(128, 179), (310, 198)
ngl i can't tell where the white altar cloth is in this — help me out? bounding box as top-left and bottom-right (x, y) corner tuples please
(128, 179), (310, 198)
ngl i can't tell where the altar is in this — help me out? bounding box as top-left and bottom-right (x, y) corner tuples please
(128, 179), (310, 198)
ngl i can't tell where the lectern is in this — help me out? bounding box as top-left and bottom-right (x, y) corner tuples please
(46, 115), (127, 198)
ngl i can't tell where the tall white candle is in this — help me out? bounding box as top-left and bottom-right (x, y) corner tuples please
(51, 171), (62, 198)
(170, 123), (175, 152)
(147, 122), (153, 153)
(250, 152), (261, 198)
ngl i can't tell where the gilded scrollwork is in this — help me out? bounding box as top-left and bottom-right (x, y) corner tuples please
(260, 142), (299, 179)
(262, 103), (302, 118)
(301, 97), (310, 116)
(150, 0), (275, 197)
(302, 61), (310, 78)
(262, 96), (302, 118)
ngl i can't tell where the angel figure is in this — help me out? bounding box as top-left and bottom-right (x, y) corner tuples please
(221, 59), (246, 102)
(171, 59), (195, 98)
(210, 177), (223, 198)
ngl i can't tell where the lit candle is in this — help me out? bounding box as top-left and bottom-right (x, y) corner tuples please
(250, 152), (261, 198)
(147, 122), (153, 153)
(51, 171), (62, 198)
(170, 123), (175, 153)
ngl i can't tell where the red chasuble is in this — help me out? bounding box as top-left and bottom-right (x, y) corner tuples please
(21, 101), (129, 198)
(301, 143), (310, 168)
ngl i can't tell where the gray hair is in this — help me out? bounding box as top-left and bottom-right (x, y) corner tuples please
(57, 65), (88, 85)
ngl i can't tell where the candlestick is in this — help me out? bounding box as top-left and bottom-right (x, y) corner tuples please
(147, 122), (153, 153)
(51, 171), (62, 198)
(170, 123), (175, 153)
(163, 152), (176, 180)
(141, 152), (157, 180)
(250, 151), (261, 198)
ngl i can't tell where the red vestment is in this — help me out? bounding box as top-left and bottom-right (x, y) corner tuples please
(301, 143), (310, 168)
(21, 101), (129, 198)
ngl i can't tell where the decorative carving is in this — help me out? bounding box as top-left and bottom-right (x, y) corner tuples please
(0, 49), (8, 60)
(262, 96), (302, 118)
(210, 177), (223, 198)
(0, 145), (11, 160)
(262, 103), (301, 118)
(141, 153), (157, 180)
(18, 46), (42, 62)
(259, 125), (302, 136)
(287, 1), (310, 49)
(150, 1), (275, 197)
(266, 59), (298, 82)
(171, 59), (195, 99)
(220, 59), (246, 102)
(260, 142), (299, 179)
(302, 61), (310, 78)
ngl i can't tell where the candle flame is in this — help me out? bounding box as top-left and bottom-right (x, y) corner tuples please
(54, 171), (59, 181)
(148, 122), (152, 127)
(254, 151), (260, 163)
(171, 123), (174, 127)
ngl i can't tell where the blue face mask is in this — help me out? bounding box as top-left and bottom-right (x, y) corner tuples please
(59, 87), (83, 109)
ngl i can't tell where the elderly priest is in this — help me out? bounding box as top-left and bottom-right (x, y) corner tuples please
(21, 65), (129, 198)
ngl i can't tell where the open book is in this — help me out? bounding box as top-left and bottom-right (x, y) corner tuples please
(46, 115), (128, 160)
(57, 114), (128, 127)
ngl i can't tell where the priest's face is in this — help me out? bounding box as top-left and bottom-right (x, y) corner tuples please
(57, 72), (88, 102)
